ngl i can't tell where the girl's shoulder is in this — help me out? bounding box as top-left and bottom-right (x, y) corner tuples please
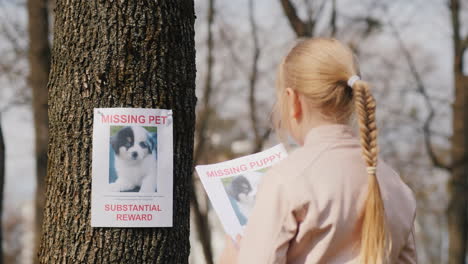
(268, 141), (335, 183)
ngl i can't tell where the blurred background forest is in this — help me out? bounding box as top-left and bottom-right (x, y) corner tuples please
(0, 0), (467, 263)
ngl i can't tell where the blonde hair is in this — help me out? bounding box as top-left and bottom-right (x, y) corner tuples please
(274, 38), (390, 263)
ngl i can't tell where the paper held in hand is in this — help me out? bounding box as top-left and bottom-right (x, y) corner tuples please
(195, 144), (288, 239)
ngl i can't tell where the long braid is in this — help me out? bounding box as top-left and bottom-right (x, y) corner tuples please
(354, 82), (378, 167)
(353, 80), (390, 264)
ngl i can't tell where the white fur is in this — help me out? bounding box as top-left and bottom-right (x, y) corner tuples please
(109, 126), (158, 192)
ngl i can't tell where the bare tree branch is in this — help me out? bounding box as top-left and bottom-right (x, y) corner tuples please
(217, 21), (250, 78)
(0, 3), (27, 57)
(387, 18), (451, 171)
(0, 86), (31, 114)
(279, 0), (312, 37)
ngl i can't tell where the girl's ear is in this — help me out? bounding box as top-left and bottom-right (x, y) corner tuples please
(285, 87), (302, 120)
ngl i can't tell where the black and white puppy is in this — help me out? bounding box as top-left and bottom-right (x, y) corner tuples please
(226, 172), (262, 219)
(110, 126), (157, 192)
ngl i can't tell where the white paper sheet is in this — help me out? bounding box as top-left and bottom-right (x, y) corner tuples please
(91, 108), (173, 227)
(195, 144), (288, 238)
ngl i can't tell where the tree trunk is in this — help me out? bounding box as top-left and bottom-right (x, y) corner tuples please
(26, 0), (51, 261)
(192, 0), (215, 262)
(0, 121), (5, 264)
(448, 1), (468, 263)
(38, 0), (196, 263)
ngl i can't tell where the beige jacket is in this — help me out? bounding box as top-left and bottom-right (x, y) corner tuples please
(238, 125), (417, 264)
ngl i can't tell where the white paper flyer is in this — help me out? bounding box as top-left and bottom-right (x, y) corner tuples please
(91, 108), (173, 227)
(195, 144), (288, 238)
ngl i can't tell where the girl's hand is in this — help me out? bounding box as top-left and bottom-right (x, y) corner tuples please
(217, 235), (242, 264)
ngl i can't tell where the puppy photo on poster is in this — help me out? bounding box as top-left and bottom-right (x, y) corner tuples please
(109, 126), (158, 193)
(221, 170), (264, 226)
(91, 108), (174, 228)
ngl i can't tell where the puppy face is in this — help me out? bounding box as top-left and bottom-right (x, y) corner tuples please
(111, 126), (152, 161)
(228, 175), (253, 202)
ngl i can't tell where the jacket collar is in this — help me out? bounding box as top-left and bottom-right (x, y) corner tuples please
(304, 124), (356, 146)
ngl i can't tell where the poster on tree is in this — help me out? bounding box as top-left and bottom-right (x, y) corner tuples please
(195, 144), (288, 239)
(91, 108), (173, 227)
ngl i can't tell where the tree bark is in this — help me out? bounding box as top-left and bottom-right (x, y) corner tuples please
(448, 0), (468, 263)
(0, 121), (5, 264)
(38, 0), (196, 263)
(26, 0), (51, 261)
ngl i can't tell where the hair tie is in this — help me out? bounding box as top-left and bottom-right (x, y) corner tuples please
(347, 75), (360, 88)
(366, 166), (377, 175)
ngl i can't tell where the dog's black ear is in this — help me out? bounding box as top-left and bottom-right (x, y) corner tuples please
(110, 134), (119, 155)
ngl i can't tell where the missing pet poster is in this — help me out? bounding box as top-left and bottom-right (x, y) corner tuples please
(91, 108), (173, 227)
(195, 144), (287, 239)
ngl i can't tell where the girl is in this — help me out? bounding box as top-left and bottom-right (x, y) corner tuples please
(219, 38), (417, 263)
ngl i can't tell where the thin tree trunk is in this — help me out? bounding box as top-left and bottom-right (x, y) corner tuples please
(26, 0), (50, 261)
(193, 0), (215, 165)
(193, 0), (215, 164)
(191, 192), (213, 264)
(191, 0), (215, 263)
(330, 0), (337, 37)
(0, 121), (5, 264)
(38, 1), (196, 263)
(248, 0), (262, 153)
(448, 0), (468, 263)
